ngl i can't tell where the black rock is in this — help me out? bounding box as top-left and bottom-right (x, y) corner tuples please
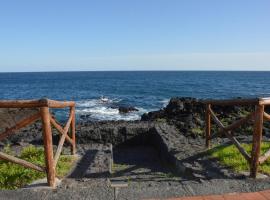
(118, 106), (139, 113)
(140, 97), (262, 137)
(4, 97), (268, 146)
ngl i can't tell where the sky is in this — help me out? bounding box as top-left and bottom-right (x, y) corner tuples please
(0, 0), (270, 72)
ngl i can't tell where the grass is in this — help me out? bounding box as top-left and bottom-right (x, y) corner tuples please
(191, 127), (204, 136)
(0, 145), (76, 189)
(158, 171), (177, 179)
(208, 142), (270, 175)
(112, 163), (130, 172)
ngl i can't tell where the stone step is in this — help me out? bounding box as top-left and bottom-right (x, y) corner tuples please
(68, 144), (112, 179)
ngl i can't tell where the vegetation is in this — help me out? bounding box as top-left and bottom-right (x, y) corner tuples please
(239, 110), (251, 117)
(155, 118), (167, 123)
(0, 145), (75, 189)
(112, 163), (130, 173)
(208, 142), (270, 174)
(191, 127), (204, 136)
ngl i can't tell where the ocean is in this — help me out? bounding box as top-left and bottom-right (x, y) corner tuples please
(0, 71), (270, 121)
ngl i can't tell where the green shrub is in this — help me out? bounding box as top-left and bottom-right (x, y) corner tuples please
(0, 145), (75, 189)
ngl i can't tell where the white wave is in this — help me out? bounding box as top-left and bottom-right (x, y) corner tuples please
(135, 107), (147, 113)
(76, 99), (100, 107)
(76, 105), (150, 121)
(110, 98), (122, 103)
(160, 99), (170, 107)
(76, 107), (141, 121)
(79, 107), (119, 115)
(75, 97), (151, 121)
(76, 97), (122, 108)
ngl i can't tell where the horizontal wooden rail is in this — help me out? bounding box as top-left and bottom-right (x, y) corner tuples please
(47, 99), (75, 108)
(203, 98), (259, 106)
(0, 152), (45, 172)
(0, 100), (48, 108)
(259, 97), (270, 105)
(204, 97), (270, 106)
(0, 99), (75, 108)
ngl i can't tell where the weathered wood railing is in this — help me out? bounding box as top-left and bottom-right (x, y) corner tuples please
(204, 97), (270, 178)
(0, 99), (76, 187)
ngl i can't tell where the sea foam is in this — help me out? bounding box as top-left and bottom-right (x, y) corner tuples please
(75, 97), (147, 121)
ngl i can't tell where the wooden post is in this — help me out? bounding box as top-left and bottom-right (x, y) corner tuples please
(250, 104), (264, 178)
(205, 104), (211, 148)
(40, 107), (56, 187)
(70, 106), (76, 155)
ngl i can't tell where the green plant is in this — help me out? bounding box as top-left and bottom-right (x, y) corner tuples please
(0, 145), (75, 189)
(208, 142), (270, 174)
(112, 163), (130, 172)
(155, 118), (167, 123)
(220, 118), (229, 126)
(239, 110), (251, 117)
(3, 144), (12, 154)
(191, 127), (204, 136)
(158, 172), (176, 179)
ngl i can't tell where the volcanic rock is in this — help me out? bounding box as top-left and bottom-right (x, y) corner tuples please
(118, 106), (139, 113)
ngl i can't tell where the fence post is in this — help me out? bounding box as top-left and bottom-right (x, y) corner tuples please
(205, 104), (211, 148)
(40, 106), (56, 187)
(70, 106), (76, 155)
(250, 104), (264, 178)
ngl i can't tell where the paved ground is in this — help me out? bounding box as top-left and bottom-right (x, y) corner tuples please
(162, 189), (270, 200)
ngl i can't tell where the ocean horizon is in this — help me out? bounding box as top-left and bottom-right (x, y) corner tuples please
(1, 71), (270, 121)
(1, 70), (270, 73)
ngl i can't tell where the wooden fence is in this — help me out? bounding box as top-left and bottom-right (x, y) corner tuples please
(204, 97), (270, 178)
(0, 99), (76, 187)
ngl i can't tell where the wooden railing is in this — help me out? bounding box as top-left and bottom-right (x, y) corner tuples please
(0, 99), (76, 187)
(204, 97), (270, 178)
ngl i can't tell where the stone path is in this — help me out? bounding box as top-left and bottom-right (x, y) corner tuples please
(68, 143), (112, 179)
(160, 189), (270, 200)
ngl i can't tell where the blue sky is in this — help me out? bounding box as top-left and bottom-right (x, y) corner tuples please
(0, 0), (270, 72)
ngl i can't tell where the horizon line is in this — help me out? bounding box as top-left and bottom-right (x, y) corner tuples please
(1, 69), (270, 73)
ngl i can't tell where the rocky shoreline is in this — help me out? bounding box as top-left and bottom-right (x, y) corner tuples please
(2, 97), (270, 177)
(76, 97), (270, 143)
(1, 97), (270, 199)
(5, 96), (270, 146)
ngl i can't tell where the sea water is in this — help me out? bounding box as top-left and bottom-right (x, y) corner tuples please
(0, 71), (269, 121)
